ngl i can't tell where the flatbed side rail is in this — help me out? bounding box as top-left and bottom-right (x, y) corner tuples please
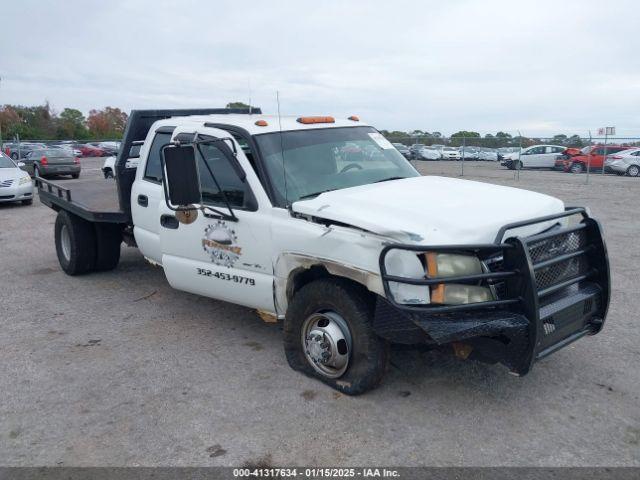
(35, 177), (71, 202)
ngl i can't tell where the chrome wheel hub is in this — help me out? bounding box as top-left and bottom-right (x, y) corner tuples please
(302, 311), (352, 379)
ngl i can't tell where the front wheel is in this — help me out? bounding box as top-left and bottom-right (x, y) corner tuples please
(570, 162), (584, 174)
(71, 173), (80, 179)
(284, 278), (389, 395)
(627, 165), (640, 177)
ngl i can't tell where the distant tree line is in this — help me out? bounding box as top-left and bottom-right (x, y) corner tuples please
(0, 102), (590, 147)
(0, 103), (128, 141)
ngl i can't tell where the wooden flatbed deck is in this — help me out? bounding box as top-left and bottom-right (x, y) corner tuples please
(36, 177), (128, 223)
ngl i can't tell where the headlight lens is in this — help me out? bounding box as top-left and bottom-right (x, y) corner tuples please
(425, 252), (495, 305)
(19, 176), (32, 185)
(384, 250), (429, 305)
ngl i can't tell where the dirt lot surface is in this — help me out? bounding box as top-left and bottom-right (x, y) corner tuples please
(1, 158), (638, 466)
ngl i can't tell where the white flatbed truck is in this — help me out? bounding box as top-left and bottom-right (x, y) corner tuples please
(37, 108), (610, 394)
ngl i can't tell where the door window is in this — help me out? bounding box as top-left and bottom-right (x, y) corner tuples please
(197, 142), (253, 209)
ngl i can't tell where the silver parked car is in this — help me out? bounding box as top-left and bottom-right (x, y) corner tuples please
(23, 148), (81, 179)
(0, 153), (34, 205)
(604, 148), (640, 176)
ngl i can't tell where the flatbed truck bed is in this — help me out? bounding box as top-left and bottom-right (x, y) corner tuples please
(36, 176), (127, 223)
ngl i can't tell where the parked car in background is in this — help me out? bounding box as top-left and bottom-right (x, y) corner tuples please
(604, 148), (640, 176)
(102, 141), (144, 178)
(0, 152), (34, 205)
(3, 142), (46, 160)
(560, 145), (634, 173)
(501, 145), (565, 169)
(98, 141), (121, 156)
(460, 146), (479, 160)
(440, 146), (461, 160)
(77, 143), (106, 157)
(417, 147), (441, 160)
(409, 143), (426, 158)
(23, 148), (81, 179)
(474, 147), (498, 161)
(392, 143), (412, 159)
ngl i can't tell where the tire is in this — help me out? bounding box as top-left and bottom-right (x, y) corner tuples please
(570, 162), (584, 174)
(103, 168), (113, 179)
(284, 278), (389, 395)
(55, 210), (97, 275)
(514, 160), (523, 170)
(94, 223), (122, 271)
(71, 173), (80, 179)
(21, 199), (33, 206)
(627, 165), (640, 177)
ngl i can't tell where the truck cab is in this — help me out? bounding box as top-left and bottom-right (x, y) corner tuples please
(37, 109), (611, 395)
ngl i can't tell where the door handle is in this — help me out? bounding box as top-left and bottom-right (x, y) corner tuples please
(160, 214), (179, 229)
(137, 194), (148, 207)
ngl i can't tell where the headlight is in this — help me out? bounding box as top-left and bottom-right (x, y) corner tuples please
(425, 252), (495, 305)
(19, 176), (32, 185)
(384, 250), (429, 305)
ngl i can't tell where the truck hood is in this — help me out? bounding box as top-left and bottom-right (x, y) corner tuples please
(291, 176), (565, 244)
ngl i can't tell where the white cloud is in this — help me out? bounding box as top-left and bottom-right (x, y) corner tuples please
(1, 0), (638, 136)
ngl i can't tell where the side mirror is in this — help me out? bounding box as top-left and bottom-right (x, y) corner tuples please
(161, 144), (201, 208)
(17, 161), (25, 167)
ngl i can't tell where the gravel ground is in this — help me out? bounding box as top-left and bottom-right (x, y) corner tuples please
(0, 158), (638, 467)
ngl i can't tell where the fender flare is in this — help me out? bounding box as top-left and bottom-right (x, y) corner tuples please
(273, 253), (384, 317)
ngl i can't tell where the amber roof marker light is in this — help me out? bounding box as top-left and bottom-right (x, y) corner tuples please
(296, 116), (335, 124)
(348, 115), (360, 121)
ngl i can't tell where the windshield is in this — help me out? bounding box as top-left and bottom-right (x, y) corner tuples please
(254, 126), (419, 206)
(0, 155), (15, 168)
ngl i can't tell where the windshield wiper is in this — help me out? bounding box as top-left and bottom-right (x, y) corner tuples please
(298, 188), (338, 200)
(374, 176), (407, 183)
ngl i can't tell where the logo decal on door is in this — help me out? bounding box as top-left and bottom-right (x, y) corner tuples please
(202, 221), (242, 267)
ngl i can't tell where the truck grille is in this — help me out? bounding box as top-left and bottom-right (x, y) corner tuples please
(527, 228), (593, 297)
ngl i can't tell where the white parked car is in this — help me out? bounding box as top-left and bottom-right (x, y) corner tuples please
(502, 145), (566, 169)
(604, 148), (640, 177)
(0, 153), (34, 205)
(417, 147), (441, 160)
(440, 146), (461, 160)
(477, 148), (499, 161)
(102, 141), (143, 178)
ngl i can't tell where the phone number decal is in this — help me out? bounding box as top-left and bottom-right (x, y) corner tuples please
(197, 267), (256, 286)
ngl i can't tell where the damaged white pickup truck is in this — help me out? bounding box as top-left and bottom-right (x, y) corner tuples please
(37, 108), (610, 394)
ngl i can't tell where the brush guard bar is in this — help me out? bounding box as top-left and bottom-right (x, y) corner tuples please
(378, 207), (610, 375)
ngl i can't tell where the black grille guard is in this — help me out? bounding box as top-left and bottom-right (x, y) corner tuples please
(378, 207), (611, 373)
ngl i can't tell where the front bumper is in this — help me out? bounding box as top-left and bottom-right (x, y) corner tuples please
(0, 181), (34, 203)
(375, 207), (610, 375)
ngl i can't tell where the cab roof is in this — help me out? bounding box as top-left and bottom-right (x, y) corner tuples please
(155, 114), (369, 136)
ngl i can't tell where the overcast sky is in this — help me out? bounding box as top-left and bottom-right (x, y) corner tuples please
(1, 0), (638, 136)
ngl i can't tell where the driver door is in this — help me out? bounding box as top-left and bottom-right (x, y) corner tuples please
(158, 127), (275, 312)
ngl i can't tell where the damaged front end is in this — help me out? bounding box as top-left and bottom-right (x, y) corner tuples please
(375, 207), (610, 375)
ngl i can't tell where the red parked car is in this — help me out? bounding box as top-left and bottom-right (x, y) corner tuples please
(77, 143), (106, 157)
(557, 145), (634, 173)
